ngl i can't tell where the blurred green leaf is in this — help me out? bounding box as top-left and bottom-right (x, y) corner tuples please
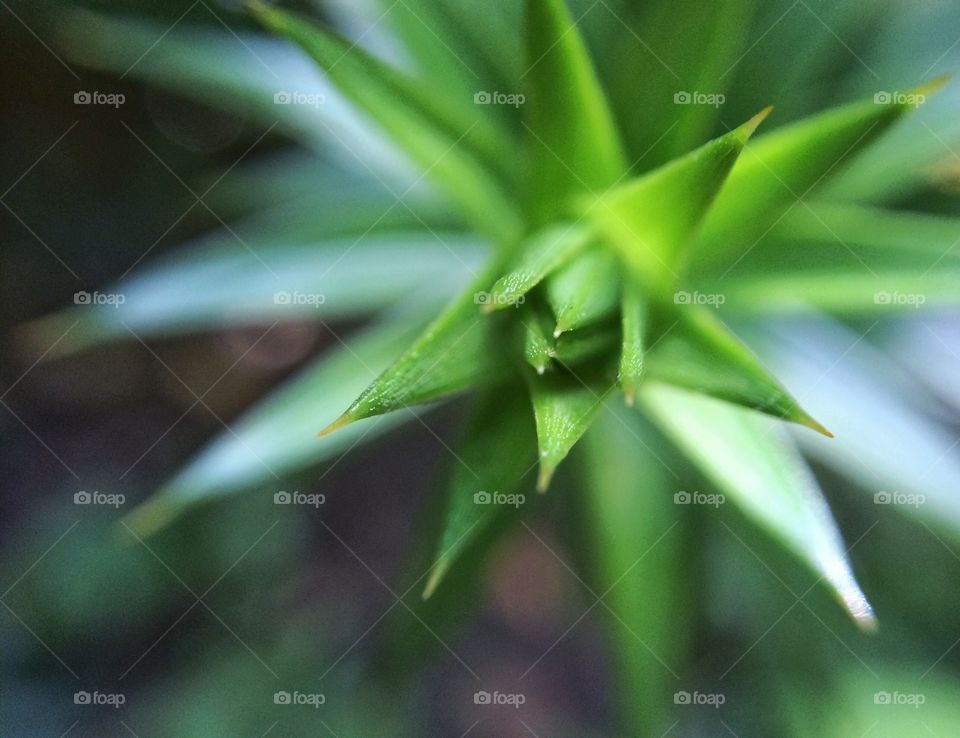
(708, 272), (960, 314)
(580, 404), (687, 735)
(642, 382), (876, 628)
(382, 0), (521, 101)
(524, 0), (626, 222)
(423, 384), (537, 597)
(601, 0), (757, 167)
(26, 230), (484, 356)
(746, 314), (960, 535)
(125, 312), (429, 534)
(251, 2), (521, 241)
(696, 80), (945, 264)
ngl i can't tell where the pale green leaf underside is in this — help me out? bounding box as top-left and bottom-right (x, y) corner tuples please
(642, 382), (875, 628)
(124, 312), (430, 535)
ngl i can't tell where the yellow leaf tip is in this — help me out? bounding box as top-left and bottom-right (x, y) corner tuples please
(802, 414), (834, 439)
(742, 105), (774, 137)
(914, 73), (951, 100)
(318, 412), (352, 438)
(536, 463), (555, 493)
(422, 562), (447, 600)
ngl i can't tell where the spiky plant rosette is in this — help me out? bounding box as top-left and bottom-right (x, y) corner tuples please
(34, 0), (960, 653)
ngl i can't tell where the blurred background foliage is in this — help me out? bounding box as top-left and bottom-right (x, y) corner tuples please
(4, 0), (960, 735)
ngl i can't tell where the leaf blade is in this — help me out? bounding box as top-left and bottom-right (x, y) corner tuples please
(642, 382), (875, 628)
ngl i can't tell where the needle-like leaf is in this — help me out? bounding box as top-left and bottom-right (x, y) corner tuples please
(518, 300), (557, 375)
(320, 264), (514, 435)
(526, 367), (613, 492)
(642, 383), (876, 629)
(696, 78), (947, 263)
(618, 280), (647, 405)
(585, 107), (770, 288)
(646, 307), (830, 434)
(546, 248), (621, 336)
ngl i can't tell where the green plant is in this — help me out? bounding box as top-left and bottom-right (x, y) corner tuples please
(29, 0), (960, 733)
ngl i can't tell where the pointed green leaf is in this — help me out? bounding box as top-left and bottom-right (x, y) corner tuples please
(524, 0), (627, 221)
(696, 79), (946, 263)
(423, 384), (537, 598)
(527, 367), (613, 491)
(619, 281), (647, 405)
(646, 307), (830, 434)
(124, 312), (429, 535)
(484, 223), (594, 311)
(546, 248), (620, 336)
(322, 265), (514, 434)
(518, 300), (557, 375)
(251, 2), (521, 241)
(580, 404), (688, 735)
(585, 108), (770, 288)
(641, 383), (876, 629)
